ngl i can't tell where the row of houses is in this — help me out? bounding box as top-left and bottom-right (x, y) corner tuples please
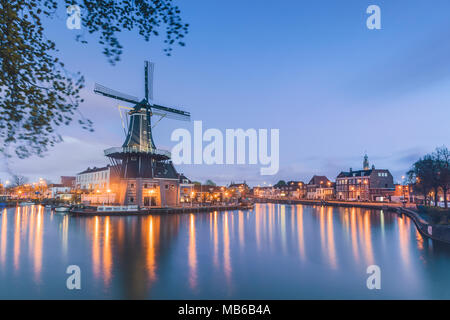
(43, 165), (253, 206)
(254, 155), (397, 202)
(37, 155), (402, 204)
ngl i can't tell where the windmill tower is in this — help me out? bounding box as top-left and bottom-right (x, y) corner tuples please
(94, 61), (191, 207)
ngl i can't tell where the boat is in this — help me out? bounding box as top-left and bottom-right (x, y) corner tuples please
(54, 206), (71, 213)
(238, 201), (255, 210)
(19, 201), (35, 206)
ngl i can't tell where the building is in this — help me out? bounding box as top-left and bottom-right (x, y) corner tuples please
(306, 176), (334, 200)
(92, 60), (191, 208)
(45, 184), (72, 199)
(179, 174), (194, 204)
(75, 165), (119, 191)
(272, 181), (307, 198)
(253, 186), (275, 198)
(336, 155), (394, 201)
(228, 182), (249, 197)
(192, 184), (231, 203)
(287, 181), (307, 198)
(61, 176), (76, 188)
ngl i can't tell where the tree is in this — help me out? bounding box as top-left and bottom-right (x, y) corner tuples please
(205, 179), (216, 186)
(12, 174), (28, 187)
(408, 155), (435, 206)
(407, 146), (449, 207)
(435, 146), (450, 208)
(274, 180), (286, 188)
(0, 0), (188, 158)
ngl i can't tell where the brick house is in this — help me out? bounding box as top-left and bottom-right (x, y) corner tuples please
(306, 176), (334, 200)
(336, 157), (394, 201)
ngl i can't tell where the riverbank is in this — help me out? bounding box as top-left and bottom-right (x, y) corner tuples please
(398, 207), (450, 245)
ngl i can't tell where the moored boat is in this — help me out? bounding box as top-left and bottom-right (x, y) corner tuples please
(19, 201), (35, 206)
(54, 206), (71, 213)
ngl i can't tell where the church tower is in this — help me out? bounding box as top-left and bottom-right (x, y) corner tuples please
(363, 153), (370, 170)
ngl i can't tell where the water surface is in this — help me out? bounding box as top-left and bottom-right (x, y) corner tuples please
(1, 203), (450, 299)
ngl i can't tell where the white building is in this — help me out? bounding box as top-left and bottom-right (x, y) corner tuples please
(45, 184), (72, 199)
(75, 165), (118, 191)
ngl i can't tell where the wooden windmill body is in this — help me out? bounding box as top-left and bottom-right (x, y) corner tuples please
(95, 61), (190, 207)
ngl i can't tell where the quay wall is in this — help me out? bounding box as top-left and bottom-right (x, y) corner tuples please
(398, 208), (450, 245)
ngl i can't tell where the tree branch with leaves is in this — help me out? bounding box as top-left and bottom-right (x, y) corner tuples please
(0, 0), (188, 158)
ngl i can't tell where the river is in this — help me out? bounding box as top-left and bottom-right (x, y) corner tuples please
(1, 203), (450, 299)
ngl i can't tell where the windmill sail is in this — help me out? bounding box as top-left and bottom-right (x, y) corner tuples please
(151, 103), (191, 121)
(145, 61), (154, 101)
(94, 83), (140, 104)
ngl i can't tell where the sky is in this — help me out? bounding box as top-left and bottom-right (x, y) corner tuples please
(1, 0), (450, 186)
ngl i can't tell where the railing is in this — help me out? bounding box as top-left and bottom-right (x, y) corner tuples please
(104, 146), (171, 158)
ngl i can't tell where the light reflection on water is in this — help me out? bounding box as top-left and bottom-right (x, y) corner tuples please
(0, 203), (450, 299)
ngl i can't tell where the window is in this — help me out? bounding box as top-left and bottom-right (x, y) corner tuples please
(165, 185), (169, 190)
(144, 184), (148, 188)
(130, 197), (134, 203)
(130, 184), (134, 188)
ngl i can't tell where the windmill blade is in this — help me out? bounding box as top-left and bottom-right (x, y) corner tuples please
(152, 114), (167, 129)
(94, 83), (140, 105)
(151, 103), (191, 121)
(144, 61), (154, 101)
(117, 105), (130, 136)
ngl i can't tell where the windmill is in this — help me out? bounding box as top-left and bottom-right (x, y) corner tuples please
(94, 61), (190, 206)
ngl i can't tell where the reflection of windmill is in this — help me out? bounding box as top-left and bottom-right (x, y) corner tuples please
(94, 61), (190, 206)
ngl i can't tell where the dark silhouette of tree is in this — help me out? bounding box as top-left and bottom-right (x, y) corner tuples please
(205, 179), (216, 186)
(435, 146), (450, 208)
(12, 174), (28, 187)
(274, 180), (286, 188)
(0, 0), (188, 158)
(407, 146), (449, 208)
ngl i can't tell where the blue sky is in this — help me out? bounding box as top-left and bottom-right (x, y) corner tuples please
(2, 0), (450, 186)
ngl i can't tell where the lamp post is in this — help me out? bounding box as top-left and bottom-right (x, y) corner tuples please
(401, 175), (407, 206)
(5, 180), (9, 197)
